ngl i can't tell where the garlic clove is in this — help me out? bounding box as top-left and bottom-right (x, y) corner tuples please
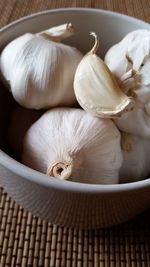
(127, 31), (150, 71)
(105, 29), (150, 138)
(115, 104), (150, 139)
(37, 23), (74, 42)
(104, 43), (129, 78)
(74, 32), (134, 119)
(22, 108), (123, 184)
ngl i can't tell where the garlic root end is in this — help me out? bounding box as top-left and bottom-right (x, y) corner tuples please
(47, 161), (73, 180)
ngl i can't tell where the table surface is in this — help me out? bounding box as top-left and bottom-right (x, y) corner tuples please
(0, 1), (150, 267)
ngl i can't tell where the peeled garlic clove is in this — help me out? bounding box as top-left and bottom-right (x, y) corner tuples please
(22, 108), (123, 184)
(74, 32), (134, 119)
(119, 133), (150, 183)
(0, 23), (83, 109)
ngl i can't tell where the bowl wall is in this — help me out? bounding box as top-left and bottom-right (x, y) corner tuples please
(0, 8), (150, 229)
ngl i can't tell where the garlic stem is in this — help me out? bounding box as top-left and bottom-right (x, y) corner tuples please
(87, 32), (99, 55)
(47, 161), (73, 180)
(37, 23), (74, 42)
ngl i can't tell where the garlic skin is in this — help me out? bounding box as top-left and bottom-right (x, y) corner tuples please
(105, 30), (150, 138)
(38, 23), (74, 42)
(0, 24), (83, 109)
(22, 108), (123, 184)
(119, 133), (150, 183)
(74, 32), (134, 119)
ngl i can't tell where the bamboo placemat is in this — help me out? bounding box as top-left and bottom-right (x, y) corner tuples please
(0, 1), (150, 266)
(0, 187), (150, 267)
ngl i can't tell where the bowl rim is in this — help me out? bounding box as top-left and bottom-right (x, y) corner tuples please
(0, 7), (149, 34)
(0, 7), (150, 193)
(0, 148), (150, 194)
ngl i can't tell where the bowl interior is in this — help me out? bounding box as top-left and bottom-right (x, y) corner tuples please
(0, 8), (150, 189)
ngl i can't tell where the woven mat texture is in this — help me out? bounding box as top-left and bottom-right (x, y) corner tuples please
(0, 0), (150, 266)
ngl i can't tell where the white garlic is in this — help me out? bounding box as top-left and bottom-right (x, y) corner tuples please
(74, 32), (134, 119)
(22, 108), (123, 184)
(0, 23), (83, 109)
(119, 132), (150, 183)
(105, 29), (150, 138)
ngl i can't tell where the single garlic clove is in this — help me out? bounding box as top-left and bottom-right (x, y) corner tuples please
(22, 108), (123, 184)
(74, 32), (134, 119)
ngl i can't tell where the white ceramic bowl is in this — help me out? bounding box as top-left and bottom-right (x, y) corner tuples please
(0, 8), (150, 229)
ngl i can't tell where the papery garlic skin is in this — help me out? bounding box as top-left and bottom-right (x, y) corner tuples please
(119, 133), (150, 183)
(38, 23), (74, 42)
(74, 32), (134, 119)
(105, 30), (150, 138)
(22, 108), (123, 184)
(0, 26), (83, 109)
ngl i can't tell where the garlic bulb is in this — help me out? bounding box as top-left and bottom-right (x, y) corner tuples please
(119, 133), (150, 183)
(0, 23), (83, 109)
(74, 32), (134, 119)
(22, 108), (123, 184)
(105, 29), (150, 138)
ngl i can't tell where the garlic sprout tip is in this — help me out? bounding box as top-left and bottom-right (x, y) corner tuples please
(88, 32), (99, 54)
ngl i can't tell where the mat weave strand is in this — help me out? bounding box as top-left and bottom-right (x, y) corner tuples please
(0, 187), (150, 267)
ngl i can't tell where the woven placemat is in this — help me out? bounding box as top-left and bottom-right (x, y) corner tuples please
(0, 187), (150, 267)
(0, 0), (150, 266)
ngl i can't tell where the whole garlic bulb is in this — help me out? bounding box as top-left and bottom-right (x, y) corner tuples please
(119, 133), (150, 183)
(22, 108), (123, 184)
(105, 29), (150, 138)
(0, 23), (83, 109)
(74, 32), (134, 119)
